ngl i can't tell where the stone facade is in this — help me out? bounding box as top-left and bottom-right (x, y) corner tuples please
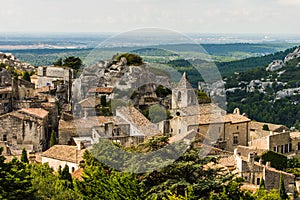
(172, 72), (197, 109)
(42, 145), (85, 173)
(234, 150), (295, 194)
(37, 66), (74, 102)
(0, 108), (49, 152)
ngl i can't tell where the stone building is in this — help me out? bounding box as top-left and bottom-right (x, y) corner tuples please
(171, 72), (197, 109)
(233, 149), (295, 194)
(168, 73), (251, 152)
(0, 108), (49, 152)
(42, 144), (85, 173)
(37, 66), (74, 102)
(0, 87), (12, 114)
(249, 131), (293, 154)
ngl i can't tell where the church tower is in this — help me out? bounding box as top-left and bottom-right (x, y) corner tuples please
(172, 72), (197, 109)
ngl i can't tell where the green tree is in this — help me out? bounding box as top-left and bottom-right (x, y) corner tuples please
(63, 56), (82, 71)
(260, 151), (287, 170)
(101, 95), (107, 107)
(61, 165), (72, 181)
(279, 173), (288, 200)
(30, 163), (81, 199)
(148, 104), (169, 123)
(21, 148), (29, 163)
(263, 124), (270, 131)
(50, 130), (58, 147)
(22, 71), (31, 82)
(53, 58), (63, 66)
(0, 148), (34, 199)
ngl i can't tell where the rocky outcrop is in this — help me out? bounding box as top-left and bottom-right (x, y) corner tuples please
(0, 52), (35, 72)
(284, 46), (300, 63)
(266, 60), (284, 72)
(72, 57), (172, 102)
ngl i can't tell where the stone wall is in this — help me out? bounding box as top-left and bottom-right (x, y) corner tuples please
(0, 114), (47, 151)
(42, 156), (79, 173)
(264, 167), (295, 194)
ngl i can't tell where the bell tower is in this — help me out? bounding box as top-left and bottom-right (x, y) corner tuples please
(172, 72), (197, 109)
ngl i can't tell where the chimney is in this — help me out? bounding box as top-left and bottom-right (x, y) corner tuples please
(266, 162), (271, 168)
(259, 159), (263, 165)
(248, 152), (254, 163)
(77, 142), (83, 150)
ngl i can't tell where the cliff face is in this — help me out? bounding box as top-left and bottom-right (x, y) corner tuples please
(72, 56), (172, 102)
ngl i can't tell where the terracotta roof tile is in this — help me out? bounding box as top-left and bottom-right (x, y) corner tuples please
(78, 97), (100, 108)
(42, 145), (85, 164)
(71, 168), (83, 180)
(19, 108), (49, 119)
(116, 106), (161, 136)
(88, 87), (114, 94)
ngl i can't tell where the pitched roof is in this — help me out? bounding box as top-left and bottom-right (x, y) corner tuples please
(78, 97), (100, 108)
(42, 145), (85, 164)
(19, 108), (49, 119)
(88, 87), (114, 94)
(177, 72), (193, 89)
(71, 168), (83, 180)
(116, 106), (161, 136)
(249, 121), (288, 132)
(290, 132), (300, 139)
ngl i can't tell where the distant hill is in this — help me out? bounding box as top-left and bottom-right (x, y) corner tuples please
(225, 46), (300, 128)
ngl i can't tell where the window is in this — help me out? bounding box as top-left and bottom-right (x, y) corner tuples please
(177, 91), (181, 101)
(218, 127), (221, 133)
(298, 142), (300, 151)
(3, 134), (7, 142)
(72, 167), (75, 173)
(281, 145), (284, 154)
(285, 144), (289, 153)
(274, 146), (277, 152)
(289, 143), (292, 152)
(257, 178), (260, 185)
(237, 126), (239, 130)
(171, 128), (173, 133)
(233, 135), (238, 145)
(178, 129), (181, 134)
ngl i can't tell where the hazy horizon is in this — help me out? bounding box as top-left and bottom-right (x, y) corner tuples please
(1, 0), (300, 34)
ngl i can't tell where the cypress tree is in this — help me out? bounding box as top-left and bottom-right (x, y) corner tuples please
(50, 130), (57, 147)
(279, 173), (288, 200)
(20, 148), (29, 163)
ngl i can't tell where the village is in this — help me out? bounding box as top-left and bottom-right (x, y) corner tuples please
(0, 51), (300, 197)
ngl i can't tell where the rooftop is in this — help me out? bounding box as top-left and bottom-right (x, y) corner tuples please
(78, 97), (100, 108)
(42, 145), (85, 164)
(19, 108), (49, 119)
(88, 87), (114, 94)
(116, 106), (161, 136)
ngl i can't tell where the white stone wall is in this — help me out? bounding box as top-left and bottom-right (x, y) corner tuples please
(42, 157), (79, 173)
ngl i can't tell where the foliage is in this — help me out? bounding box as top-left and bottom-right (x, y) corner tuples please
(197, 91), (211, 104)
(279, 173), (288, 200)
(100, 95), (107, 107)
(50, 130), (58, 147)
(30, 163), (80, 200)
(0, 148), (34, 200)
(21, 148), (29, 163)
(61, 165), (73, 189)
(53, 58), (63, 66)
(22, 71), (31, 82)
(115, 53), (144, 66)
(262, 124), (270, 131)
(148, 104), (170, 123)
(259, 151), (287, 170)
(155, 85), (172, 98)
(63, 56), (82, 71)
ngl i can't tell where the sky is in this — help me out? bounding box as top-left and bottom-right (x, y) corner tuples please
(1, 0), (300, 34)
